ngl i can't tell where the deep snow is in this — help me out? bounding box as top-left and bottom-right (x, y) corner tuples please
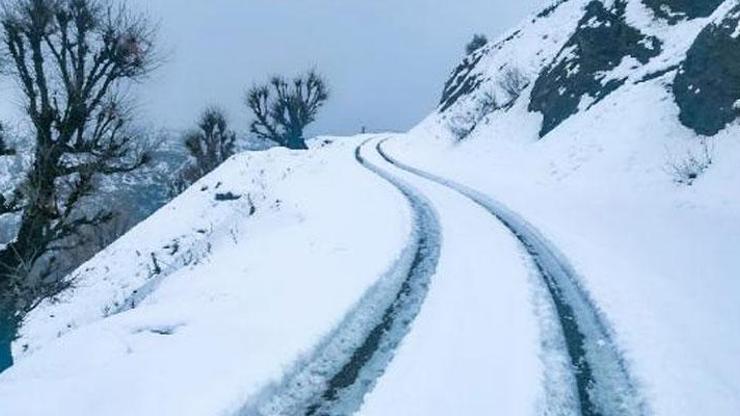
(0, 0), (739, 415)
(379, 68), (740, 416)
(0, 137), (414, 415)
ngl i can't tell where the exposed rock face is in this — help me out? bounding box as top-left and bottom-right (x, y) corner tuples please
(643, 0), (725, 24)
(439, 30), (522, 113)
(674, 5), (740, 136)
(529, 1), (662, 137)
(439, 53), (485, 112)
(537, 0), (571, 18)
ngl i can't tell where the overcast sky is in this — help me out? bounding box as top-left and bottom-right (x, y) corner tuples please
(2, 1), (543, 137)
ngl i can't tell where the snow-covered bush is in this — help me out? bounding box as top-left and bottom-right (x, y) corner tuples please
(497, 66), (529, 106)
(666, 138), (715, 185)
(447, 90), (500, 141)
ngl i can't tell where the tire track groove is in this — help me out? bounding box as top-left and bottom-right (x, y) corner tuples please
(239, 139), (440, 416)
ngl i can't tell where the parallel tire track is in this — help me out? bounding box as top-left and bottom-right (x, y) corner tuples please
(240, 139), (440, 416)
(375, 140), (646, 416)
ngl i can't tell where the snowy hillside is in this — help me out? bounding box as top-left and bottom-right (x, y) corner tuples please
(383, 0), (740, 414)
(1, 1), (739, 415)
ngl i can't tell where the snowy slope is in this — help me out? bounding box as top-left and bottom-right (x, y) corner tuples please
(371, 0), (740, 414)
(0, 0), (738, 415)
(0, 137), (415, 415)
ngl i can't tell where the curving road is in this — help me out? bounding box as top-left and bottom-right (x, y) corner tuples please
(240, 139), (441, 416)
(242, 136), (646, 416)
(374, 138), (646, 416)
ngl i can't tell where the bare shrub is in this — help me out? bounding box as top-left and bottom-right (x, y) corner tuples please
(498, 66), (529, 105)
(666, 138), (715, 185)
(448, 90), (501, 141)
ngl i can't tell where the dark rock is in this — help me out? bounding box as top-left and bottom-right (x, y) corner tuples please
(643, 0), (724, 24)
(215, 192), (242, 201)
(674, 5), (740, 135)
(537, 0), (571, 18)
(439, 53), (485, 112)
(438, 30), (522, 112)
(529, 1), (662, 137)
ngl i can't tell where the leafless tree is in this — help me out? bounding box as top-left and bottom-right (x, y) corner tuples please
(184, 107), (236, 178)
(168, 107), (236, 197)
(0, 0), (158, 369)
(246, 70), (329, 150)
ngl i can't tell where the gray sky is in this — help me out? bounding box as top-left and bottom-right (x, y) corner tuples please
(134, 0), (543, 136)
(2, 1), (543, 137)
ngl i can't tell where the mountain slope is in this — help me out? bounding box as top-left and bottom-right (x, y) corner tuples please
(376, 0), (740, 414)
(0, 1), (738, 415)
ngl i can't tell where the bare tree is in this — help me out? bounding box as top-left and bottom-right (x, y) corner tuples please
(0, 0), (158, 370)
(246, 70), (329, 150)
(184, 107), (236, 178)
(168, 107), (237, 197)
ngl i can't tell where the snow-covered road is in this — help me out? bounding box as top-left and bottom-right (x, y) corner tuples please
(369, 137), (646, 416)
(240, 135), (641, 415)
(240, 139), (441, 415)
(0, 135), (653, 415)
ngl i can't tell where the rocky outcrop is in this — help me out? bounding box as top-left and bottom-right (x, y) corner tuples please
(529, 1), (661, 137)
(439, 53), (485, 112)
(643, 0), (725, 24)
(537, 0), (572, 18)
(674, 5), (740, 135)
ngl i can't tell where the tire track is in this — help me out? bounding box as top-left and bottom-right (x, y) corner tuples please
(375, 139), (646, 416)
(239, 138), (440, 416)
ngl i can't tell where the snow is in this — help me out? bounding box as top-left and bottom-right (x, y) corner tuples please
(1, 1), (739, 415)
(357, 141), (546, 415)
(0, 136), (413, 415)
(383, 71), (740, 415)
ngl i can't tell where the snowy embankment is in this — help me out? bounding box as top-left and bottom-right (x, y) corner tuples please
(240, 138), (442, 416)
(0, 137), (412, 415)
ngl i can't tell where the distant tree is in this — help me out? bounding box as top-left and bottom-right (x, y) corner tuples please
(185, 108), (237, 177)
(466, 34), (488, 55)
(0, 0), (158, 371)
(246, 70), (329, 150)
(169, 108), (237, 196)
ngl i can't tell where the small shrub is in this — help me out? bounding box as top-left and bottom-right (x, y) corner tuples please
(666, 138), (715, 185)
(465, 34), (488, 55)
(497, 66), (529, 106)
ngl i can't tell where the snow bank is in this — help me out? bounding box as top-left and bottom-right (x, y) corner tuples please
(0, 137), (412, 415)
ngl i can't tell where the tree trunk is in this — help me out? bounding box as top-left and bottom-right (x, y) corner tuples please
(286, 136), (308, 150)
(0, 298), (16, 373)
(0, 324), (14, 373)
